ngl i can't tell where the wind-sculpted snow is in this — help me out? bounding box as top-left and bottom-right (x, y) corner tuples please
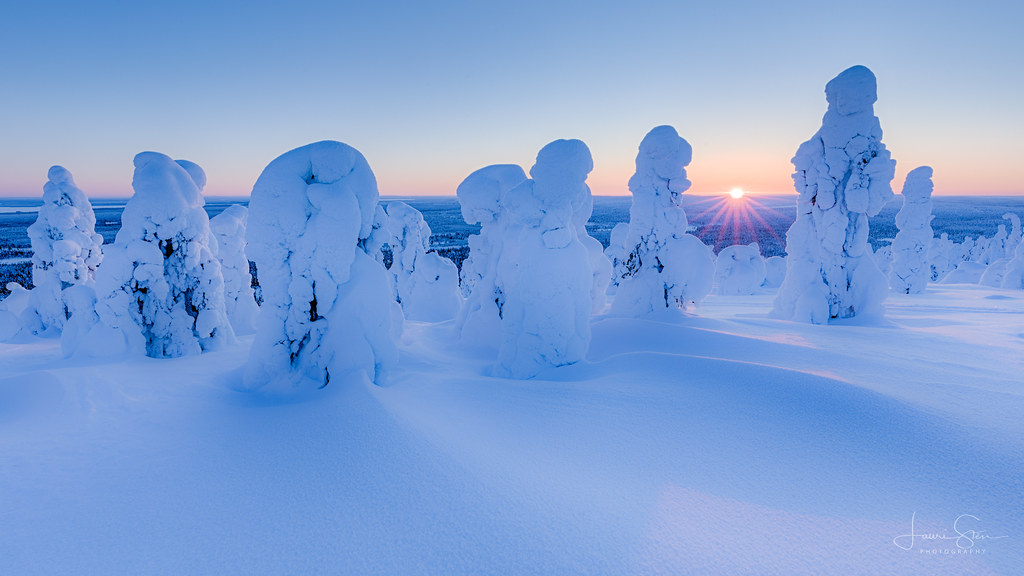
(714, 243), (766, 295)
(494, 140), (599, 378)
(774, 66), (896, 323)
(383, 201), (460, 322)
(69, 153), (234, 358)
(209, 205), (258, 335)
(611, 125), (714, 315)
(24, 166), (103, 334)
(455, 164), (527, 348)
(244, 141), (398, 392)
(890, 167), (934, 294)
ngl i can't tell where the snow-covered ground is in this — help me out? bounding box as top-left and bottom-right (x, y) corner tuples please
(1, 284), (1020, 575)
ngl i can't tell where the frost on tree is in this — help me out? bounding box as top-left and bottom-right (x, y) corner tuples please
(209, 205), (259, 335)
(611, 125), (714, 316)
(494, 140), (597, 378)
(244, 141), (399, 391)
(25, 166), (103, 333)
(85, 153), (235, 357)
(455, 164), (527, 347)
(714, 243), (766, 295)
(890, 167), (934, 294)
(383, 201), (460, 322)
(772, 66), (896, 323)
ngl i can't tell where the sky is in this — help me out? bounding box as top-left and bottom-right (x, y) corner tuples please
(1, 0), (1022, 198)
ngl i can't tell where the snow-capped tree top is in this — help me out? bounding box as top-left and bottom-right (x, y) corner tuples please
(825, 65), (878, 116)
(119, 152), (207, 245)
(46, 165), (74, 187)
(251, 140), (379, 240)
(209, 205), (247, 237)
(630, 125), (693, 191)
(902, 166), (934, 202)
(456, 164), (526, 226)
(529, 139), (593, 205)
(175, 159), (207, 192)
(386, 201), (431, 254)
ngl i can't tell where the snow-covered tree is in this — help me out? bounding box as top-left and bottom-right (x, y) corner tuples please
(455, 164), (527, 346)
(890, 166), (934, 294)
(611, 125), (714, 315)
(25, 166), (103, 333)
(714, 243), (766, 295)
(773, 65), (896, 323)
(244, 141), (399, 391)
(75, 153), (235, 358)
(1001, 232), (1024, 290)
(209, 205), (259, 335)
(494, 139), (597, 378)
(0, 283), (31, 342)
(928, 233), (955, 282)
(383, 201), (460, 322)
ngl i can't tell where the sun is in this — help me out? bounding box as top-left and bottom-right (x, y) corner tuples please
(729, 187), (745, 199)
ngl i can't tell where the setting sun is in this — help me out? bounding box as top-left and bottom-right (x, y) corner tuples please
(729, 187), (745, 199)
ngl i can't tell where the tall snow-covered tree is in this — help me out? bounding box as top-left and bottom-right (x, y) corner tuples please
(244, 141), (399, 391)
(773, 65), (896, 323)
(85, 153), (235, 358)
(890, 166), (934, 294)
(611, 125), (714, 315)
(494, 139), (597, 378)
(455, 164), (527, 347)
(25, 166), (103, 333)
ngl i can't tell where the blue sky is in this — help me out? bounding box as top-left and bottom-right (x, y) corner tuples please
(1, 0), (1021, 197)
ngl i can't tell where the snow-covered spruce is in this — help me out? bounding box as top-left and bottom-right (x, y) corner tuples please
(611, 125), (714, 315)
(383, 201), (460, 322)
(772, 66), (896, 323)
(494, 140), (597, 378)
(890, 166), (934, 294)
(78, 153), (235, 358)
(928, 233), (955, 282)
(209, 205), (259, 335)
(1001, 230), (1024, 290)
(714, 243), (766, 295)
(0, 283), (31, 342)
(455, 164), (527, 347)
(244, 141), (399, 391)
(24, 166), (103, 334)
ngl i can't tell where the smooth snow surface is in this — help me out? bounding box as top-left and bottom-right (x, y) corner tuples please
(2, 285), (1021, 575)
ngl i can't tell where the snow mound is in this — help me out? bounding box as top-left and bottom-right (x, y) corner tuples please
(773, 65), (896, 323)
(762, 255), (787, 289)
(244, 141), (399, 392)
(612, 126), (714, 315)
(890, 166), (934, 294)
(714, 243), (766, 295)
(24, 166), (103, 334)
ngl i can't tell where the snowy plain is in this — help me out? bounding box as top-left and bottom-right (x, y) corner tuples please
(1, 279), (1022, 574)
